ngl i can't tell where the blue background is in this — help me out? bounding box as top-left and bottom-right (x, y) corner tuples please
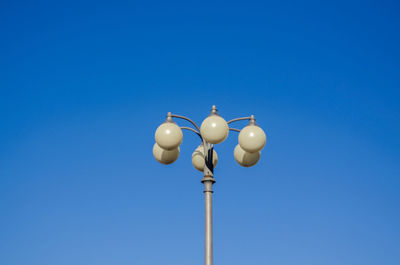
(1, 0), (399, 264)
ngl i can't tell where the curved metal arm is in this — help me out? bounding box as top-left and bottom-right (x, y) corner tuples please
(227, 117), (252, 124)
(229, 128), (241, 132)
(171, 114), (201, 132)
(181, 126), (203, 140)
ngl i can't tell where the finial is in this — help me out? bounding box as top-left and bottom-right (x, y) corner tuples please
(166, 112), (174, 122)
(210, 105), (218, 115)
(249, 115), (256, 125)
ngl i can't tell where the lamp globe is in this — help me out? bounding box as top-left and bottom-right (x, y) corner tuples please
(200, 115), (229, 144)
(234, 144), (260, 167)
(238, 125), (266, 153)
(153, 143), (180, 164)
(192, 145), (218, 172)
(155, 122), (183, 150)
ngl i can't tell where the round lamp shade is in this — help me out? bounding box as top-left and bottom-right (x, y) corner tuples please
(153, 143), (180, 164)
(192, 145), (218, 172)
(155, 122), (183, 150)
(234, 144), (260, 167)
(200, 115), (229, 144)
(238, 125), (266, 153)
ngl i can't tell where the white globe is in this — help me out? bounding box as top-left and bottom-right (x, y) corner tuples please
(191, 145), (218, 172)
(200, 115), (229, 144)
(153, 143), (180, 164)
(234, 144), (260, 167)
(238, 125), (266, 153)
(155, 122), (183, 150)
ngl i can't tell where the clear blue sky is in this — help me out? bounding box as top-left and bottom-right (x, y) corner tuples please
(1, 0), (399, 264)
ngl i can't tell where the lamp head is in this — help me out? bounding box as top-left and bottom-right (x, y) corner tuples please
(155, 113), (183, 150)
(191, 145), (218, 172)
(200, 105), (229, 144)
(153, 143), (180, 164)
(238, 116), (266, 153)
(234, 144), (260, 167)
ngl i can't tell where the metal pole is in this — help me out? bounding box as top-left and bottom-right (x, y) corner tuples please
(202, 177), (215, 265)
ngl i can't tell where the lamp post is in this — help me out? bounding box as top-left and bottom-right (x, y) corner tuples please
(153, 105), (267, 265)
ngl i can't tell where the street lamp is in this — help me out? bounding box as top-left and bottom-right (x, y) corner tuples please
(153, 105), (267, 265)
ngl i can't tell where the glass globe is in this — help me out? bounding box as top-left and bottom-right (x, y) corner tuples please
(191, 145), (218, 172)
(200, 115), (229, 144)
(234, 144), (260, 167)
(155, 122), (183, 150)
(238, 125), (266, 153)
(153, 143), (180, 164)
